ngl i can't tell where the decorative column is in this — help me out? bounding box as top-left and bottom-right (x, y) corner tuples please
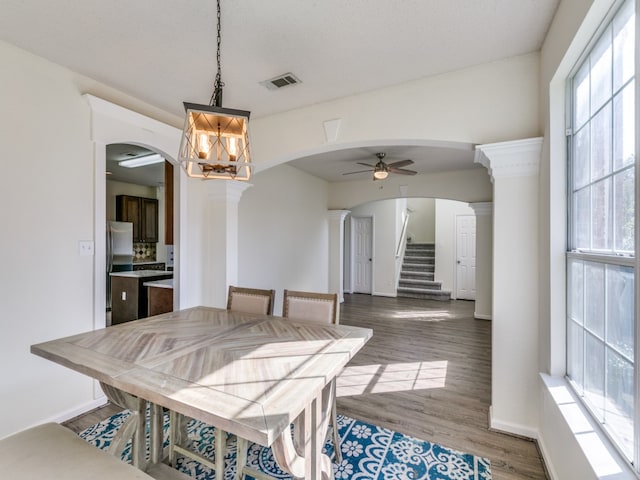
(327, 210), (350, 304)
(202, 181), (252, 308)
(469, 202), (493, 320)
(474, 137), (542, 438)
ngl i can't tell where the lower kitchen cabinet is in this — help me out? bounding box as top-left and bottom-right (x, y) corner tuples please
(144, 279), (173, 316)
(110, 271), (173, 325)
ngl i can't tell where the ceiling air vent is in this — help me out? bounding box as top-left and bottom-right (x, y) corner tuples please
(260, 72), (302, 91)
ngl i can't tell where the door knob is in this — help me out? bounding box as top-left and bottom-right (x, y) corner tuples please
(457, 260), (461, 264)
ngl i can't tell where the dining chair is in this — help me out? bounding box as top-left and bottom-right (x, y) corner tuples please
(227, 285), (275, 315)
(282, 290), (342, 463)
(281, 290), (341, 461)
(235, 289), (342, 480)
(170, 285), (275, 479)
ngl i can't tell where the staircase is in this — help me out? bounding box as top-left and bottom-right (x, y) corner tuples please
(397, 243), (451, 301)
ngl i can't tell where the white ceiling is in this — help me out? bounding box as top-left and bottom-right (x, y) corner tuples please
(0, 0), (559, 184)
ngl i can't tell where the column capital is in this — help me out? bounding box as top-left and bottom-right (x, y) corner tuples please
(327, 209), (350, 222)
(474, 137), (543, 182)
(469, 202), (493, 216)
(206, 180), (253, 203)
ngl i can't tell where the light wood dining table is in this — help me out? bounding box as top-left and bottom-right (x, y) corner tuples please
(31, 306), (372, 480)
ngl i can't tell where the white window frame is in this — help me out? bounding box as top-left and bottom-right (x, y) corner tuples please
(566, 0), (639, 468)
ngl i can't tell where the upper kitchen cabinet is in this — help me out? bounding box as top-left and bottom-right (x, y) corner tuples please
(116, 195), (159, 242)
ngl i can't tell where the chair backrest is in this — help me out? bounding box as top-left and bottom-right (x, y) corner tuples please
(227, 286), (275, 315)
(282, 290), (338, 325)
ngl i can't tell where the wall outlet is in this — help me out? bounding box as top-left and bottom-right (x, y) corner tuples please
(79, 240), (94, 256)
(121, 291), (126, 301)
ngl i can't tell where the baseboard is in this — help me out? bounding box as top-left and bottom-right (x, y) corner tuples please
(488, 406), (538, 440)
(536, 432), (559, 480)
(44, 397), (108, 425)
(372, 291), (396, 297)
(474, 312), (492, 320)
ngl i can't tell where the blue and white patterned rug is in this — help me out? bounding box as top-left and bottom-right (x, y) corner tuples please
(80, 409), (491, 480)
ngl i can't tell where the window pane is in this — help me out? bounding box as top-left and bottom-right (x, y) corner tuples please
(568, 320), (584, 394)
(591, 102), (612, 181)
(591, 179), (611, 250)
(613, 0), (635, 91)
(605, 348), (633, 459)
(591, 28), (612, 114)
(585, 332), (606, 421)
(574, 188), (590, 249)
(585, 262), (605, 337)
(574, 61), (590, 130)
(568, 258), (584, 324)
(614, 168), (634, 252)
(613, 81), (635, 170)
(607, 264), (634, 359)
(574, 125), (590, 189)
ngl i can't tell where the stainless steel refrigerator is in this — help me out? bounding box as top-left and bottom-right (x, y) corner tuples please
(106, 221), (134, 310)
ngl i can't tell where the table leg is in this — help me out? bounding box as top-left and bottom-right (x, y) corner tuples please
(272, 381), (334, 480)
(99, 382), (146, 469)
(149, 403), (164, 464)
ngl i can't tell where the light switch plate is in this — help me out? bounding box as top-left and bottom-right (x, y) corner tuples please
(79, 240), (94, 256)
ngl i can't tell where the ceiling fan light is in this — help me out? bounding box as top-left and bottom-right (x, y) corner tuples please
(373, 170), (389, 180)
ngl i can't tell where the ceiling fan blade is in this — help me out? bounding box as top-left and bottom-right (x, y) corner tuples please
(356, 162), (376, 168)
(343, 169), (374, 175)
(387, 159), (414, 168)
(388, 167), (417, 175)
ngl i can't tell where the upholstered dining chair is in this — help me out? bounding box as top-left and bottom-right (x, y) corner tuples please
(281, 290), (341, 461)
(169, 285), (275, 478)
(235, 289), (342, 480)
(227, 285), (275, 315)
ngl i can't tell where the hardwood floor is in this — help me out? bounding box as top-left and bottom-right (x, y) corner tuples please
(336, 294), (546, 480)
(64, 294), (547, 479)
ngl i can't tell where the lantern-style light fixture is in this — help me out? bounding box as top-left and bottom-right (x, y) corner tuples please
(178, 0), (251, 181)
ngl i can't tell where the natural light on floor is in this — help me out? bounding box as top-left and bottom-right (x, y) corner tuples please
(387, 310), (452, 321)
(337, 361), (448, 396)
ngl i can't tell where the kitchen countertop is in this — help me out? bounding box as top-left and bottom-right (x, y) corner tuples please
(143, 279), (173, 289)
(110, 270), (173, 278)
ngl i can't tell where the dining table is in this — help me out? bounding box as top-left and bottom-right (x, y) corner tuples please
(31, 306), (372, 480)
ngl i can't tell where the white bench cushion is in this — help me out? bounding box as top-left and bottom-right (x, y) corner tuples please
(0, 423), (153, 479)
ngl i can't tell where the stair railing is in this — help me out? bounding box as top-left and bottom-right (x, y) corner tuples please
(395, 213), (411, 291)
(396, 213), (410, 258)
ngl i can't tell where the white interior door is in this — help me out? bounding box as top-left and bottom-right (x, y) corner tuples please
(352, 217), (372, 294)
(456, 215), (476, 300)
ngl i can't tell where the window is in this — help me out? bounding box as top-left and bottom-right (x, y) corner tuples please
(567, 0), (636, 463)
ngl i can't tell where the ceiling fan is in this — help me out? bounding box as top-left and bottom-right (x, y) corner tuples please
(343, 152), (417, 180)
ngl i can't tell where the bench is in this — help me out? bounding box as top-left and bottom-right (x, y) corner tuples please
(0, 422), (154, 479)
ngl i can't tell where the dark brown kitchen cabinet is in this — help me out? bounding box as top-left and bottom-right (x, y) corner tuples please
(110, 272), (173, 324)
(116, 195), (158, 242)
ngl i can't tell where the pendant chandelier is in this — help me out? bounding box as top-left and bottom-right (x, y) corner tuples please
(178, 0), (251, 181)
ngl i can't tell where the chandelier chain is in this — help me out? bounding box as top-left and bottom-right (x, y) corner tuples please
(210, 0), (224, 107)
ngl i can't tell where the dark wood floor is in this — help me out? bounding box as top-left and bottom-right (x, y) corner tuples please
(64, 294), (547, 479)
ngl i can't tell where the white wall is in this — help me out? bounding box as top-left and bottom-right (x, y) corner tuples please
(238, 165), (330, 314)
(250, 53), (541, 166)
(350, 200), (402, 297)
(434, 199), (475, 297)
(407, 198), (436, 243)
(0, 41), (100, 438)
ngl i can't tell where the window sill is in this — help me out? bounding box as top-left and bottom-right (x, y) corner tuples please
(539, 374), (635, 480)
